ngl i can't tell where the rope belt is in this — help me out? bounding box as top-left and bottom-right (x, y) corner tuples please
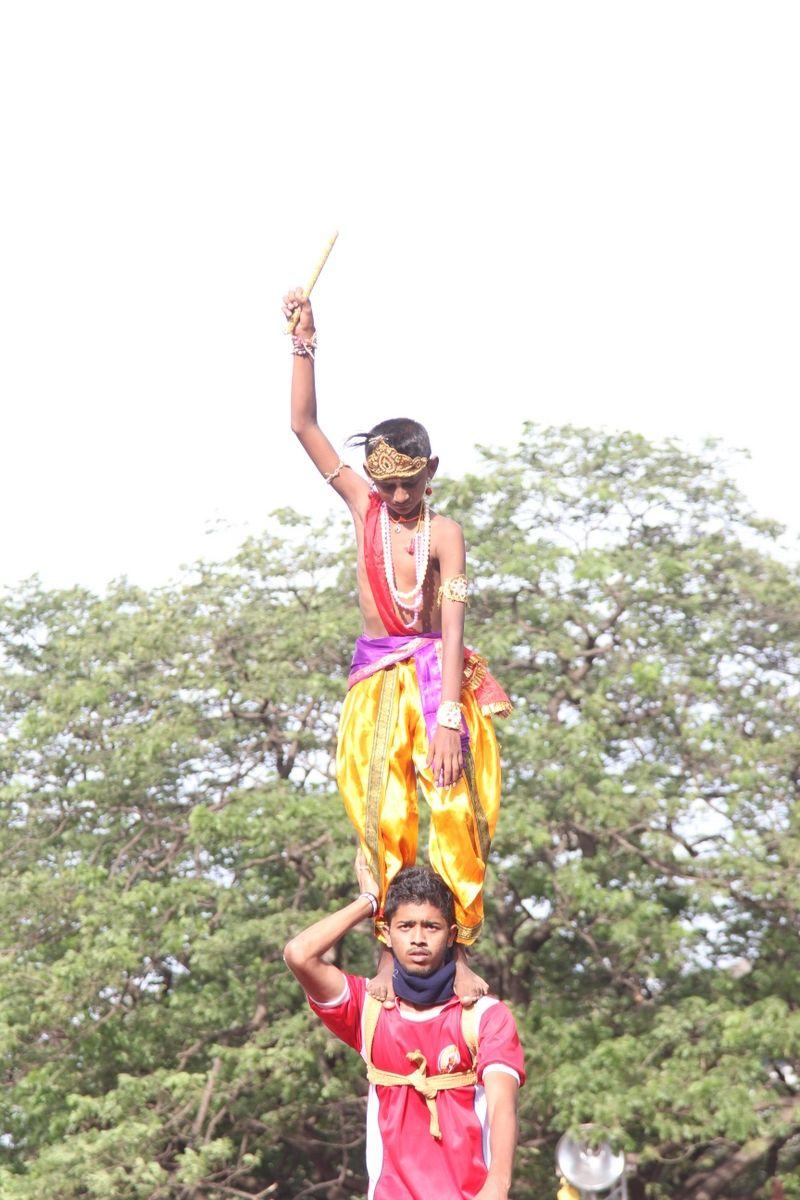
(367, 1051), (478, 1140)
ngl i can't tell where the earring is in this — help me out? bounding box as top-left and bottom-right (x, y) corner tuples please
(425, 485), (433, 496)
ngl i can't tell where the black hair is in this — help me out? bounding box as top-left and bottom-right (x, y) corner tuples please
(347, 418), (432, 460)
(383, 866), (455, 927)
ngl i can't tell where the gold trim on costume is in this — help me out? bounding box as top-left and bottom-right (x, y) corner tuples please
(462, 652), (488, 693)
(365, 437), (428, 480)
(456, 916), (484, 945)
(365, 667), (399, 893)
(463, 750), (491, 868)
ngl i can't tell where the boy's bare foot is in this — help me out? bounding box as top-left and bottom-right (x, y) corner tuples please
(454, 946), (489, 1006)
(366, 946), (396, 1008)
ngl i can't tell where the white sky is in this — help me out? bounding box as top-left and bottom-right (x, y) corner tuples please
(2, 2), (798, 593)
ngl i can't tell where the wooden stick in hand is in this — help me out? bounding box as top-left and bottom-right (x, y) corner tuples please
(286, 231), (339, 333)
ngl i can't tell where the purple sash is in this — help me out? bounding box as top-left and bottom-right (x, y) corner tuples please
(348, 635), (469, 751)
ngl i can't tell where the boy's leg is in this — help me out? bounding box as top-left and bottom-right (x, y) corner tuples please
(336, 663), (419, 956)
(413, 691), (501, 951)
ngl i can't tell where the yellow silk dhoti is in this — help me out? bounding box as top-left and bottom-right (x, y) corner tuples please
(336, 658), (501, 945)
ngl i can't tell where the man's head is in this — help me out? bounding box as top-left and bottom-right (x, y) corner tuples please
(384, 867), (457, 976)
(349, 419), (439, 517)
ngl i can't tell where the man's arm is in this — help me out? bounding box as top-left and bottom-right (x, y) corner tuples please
(283, 852), (379, 1003)
(475, 1071), (519, 1200)
(282, 288), (369, 514)
(427, 517), (467, 787)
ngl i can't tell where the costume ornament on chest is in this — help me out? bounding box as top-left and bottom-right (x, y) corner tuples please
(380, 498), (431, 627)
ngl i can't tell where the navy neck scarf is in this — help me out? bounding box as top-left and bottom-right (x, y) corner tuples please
(392, 950), (456, 1006)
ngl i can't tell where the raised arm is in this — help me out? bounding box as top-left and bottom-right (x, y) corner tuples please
(282, 288), (369, 514)
(283, 852), (380, 1003)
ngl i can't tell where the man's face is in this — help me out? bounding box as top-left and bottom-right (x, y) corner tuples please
(386, 901), (457, 975)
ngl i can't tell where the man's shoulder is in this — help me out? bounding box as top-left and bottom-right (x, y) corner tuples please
(474, 994), (514, 1016)
(431, 512), (464, 537)
(431, 513), (466, 559)
(473, 995), (526, 1086)
(307, 973), (368, 1011)
(474, 995), (521, 1036)
(307, 975), (370, 1054)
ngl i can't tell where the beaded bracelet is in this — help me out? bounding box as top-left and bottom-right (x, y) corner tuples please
(291, 331), (318, 360)
(436, 701), (463, 730)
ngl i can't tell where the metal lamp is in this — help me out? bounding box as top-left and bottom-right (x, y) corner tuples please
(556, 1126), (627, 1200)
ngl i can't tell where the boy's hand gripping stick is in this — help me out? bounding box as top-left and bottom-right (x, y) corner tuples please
(286, 231), (339, 333)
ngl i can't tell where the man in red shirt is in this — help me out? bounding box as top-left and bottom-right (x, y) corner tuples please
(284, 857), (524, 1200)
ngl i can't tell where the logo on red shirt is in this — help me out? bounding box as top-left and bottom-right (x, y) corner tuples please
(437, 1043), (461, 1073)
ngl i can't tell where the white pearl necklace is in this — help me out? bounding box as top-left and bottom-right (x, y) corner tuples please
(380, 499), (431, 623)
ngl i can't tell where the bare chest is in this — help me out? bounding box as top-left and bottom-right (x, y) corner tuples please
(353, 512), (442, 635)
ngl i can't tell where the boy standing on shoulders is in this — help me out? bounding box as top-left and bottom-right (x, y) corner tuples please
(283, 287), (512, 1004)
(284, 855), (524, 1200)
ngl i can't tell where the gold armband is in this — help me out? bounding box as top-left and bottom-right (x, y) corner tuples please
(438, 574), (469, 606)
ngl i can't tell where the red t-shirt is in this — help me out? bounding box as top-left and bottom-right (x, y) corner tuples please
(309, 974), (525, 1200)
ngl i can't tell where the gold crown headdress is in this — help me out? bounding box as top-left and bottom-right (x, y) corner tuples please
(364, 437), (428, 481)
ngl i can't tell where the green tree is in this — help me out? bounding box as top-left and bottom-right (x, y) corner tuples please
(1, 425), (799, 1198)
(0, 517), (368, 1198)
(453, 426), (800, 1198)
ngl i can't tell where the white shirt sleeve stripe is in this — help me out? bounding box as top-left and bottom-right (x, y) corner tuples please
(482, 1063), (521, 1085)
(307, 980), (350, 1008)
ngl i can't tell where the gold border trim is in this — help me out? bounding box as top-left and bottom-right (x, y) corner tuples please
(463, 749), (491, 866)
(456, 917), (483, 945)
(365, 667), (400, 888)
